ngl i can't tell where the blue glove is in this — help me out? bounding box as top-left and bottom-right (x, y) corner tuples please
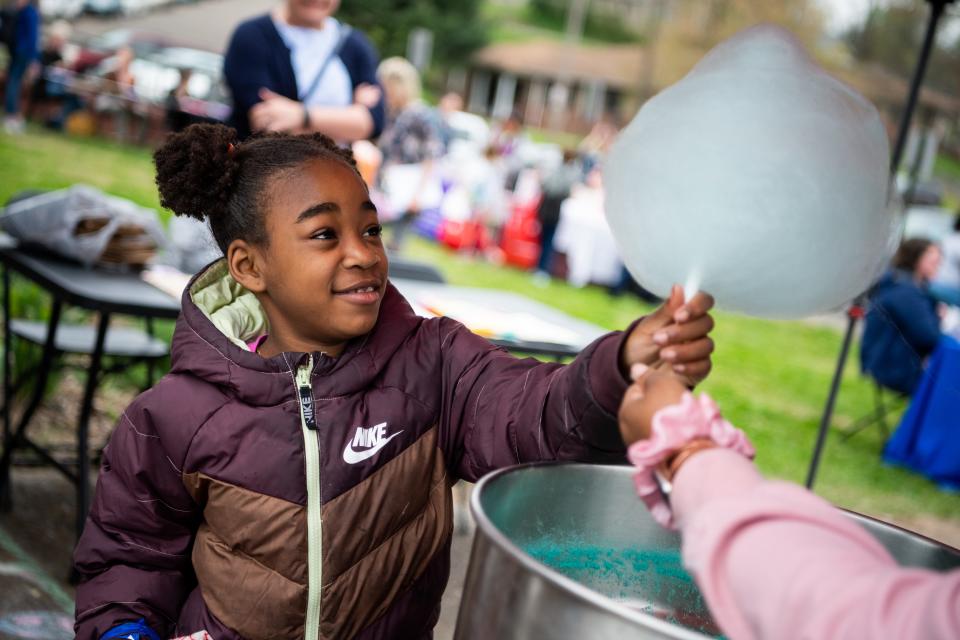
(100, 619), (162, 640)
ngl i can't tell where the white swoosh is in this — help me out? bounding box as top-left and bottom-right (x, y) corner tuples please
(342, 431), (404, 464)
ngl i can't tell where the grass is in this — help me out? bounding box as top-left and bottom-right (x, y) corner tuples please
(0, 128), (163, 215)
(413, 240), (960, 523)
(934, 153), (960, 185)
(483, 0), (643, 46)
(2, 126), (958, 528)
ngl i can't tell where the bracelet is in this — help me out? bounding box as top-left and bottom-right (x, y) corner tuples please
(302, 104), (311, 130)
(665, 438), (717, 481)
(627, 392), (755, 529)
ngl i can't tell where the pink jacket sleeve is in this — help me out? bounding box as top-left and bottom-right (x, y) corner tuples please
(671, 448), (960, 640)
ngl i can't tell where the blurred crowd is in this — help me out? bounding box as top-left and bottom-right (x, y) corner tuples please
(2, 0), (226, 140)
(0, 0), (646, 294)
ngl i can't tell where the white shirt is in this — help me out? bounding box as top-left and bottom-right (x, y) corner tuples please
(272, 16), (353, 108)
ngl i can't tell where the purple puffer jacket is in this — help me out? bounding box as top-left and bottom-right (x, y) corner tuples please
(74, 259), (629, 639)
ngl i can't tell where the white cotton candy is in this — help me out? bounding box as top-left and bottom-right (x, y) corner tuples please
(604, 25), (899, 318)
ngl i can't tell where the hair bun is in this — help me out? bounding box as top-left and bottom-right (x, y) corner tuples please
(154, 124), (240, 222)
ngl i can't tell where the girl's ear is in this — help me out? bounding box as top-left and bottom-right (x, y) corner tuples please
(227, 239), (268, 294)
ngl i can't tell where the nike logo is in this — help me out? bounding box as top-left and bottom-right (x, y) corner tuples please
(343, 422), (403, 464)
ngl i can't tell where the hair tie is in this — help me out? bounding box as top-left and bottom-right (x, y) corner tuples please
(627, 392), (755, 529)
(226, 143), (236, 156)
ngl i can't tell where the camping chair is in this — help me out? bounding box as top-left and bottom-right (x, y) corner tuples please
(847, 311), (909, 445)
(841, 377), (908, 445)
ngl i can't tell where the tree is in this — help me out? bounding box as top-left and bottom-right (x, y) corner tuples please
(845, 0), (960, 96)
(336, 0), (489, 68)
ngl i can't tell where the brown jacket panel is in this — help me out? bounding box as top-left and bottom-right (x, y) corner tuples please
(321, 426), (441, 581)
(183, 472), (308, 585)
(192, 523), (306, 639)
(320, 446), (452, 639)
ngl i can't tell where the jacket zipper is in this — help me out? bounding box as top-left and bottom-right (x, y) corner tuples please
(297, 356), (322, 640)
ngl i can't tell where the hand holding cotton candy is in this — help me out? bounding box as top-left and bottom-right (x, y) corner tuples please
(604, 25), (898, 318)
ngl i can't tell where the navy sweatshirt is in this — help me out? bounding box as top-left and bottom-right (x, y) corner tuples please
(223, 15), (385, 140)
(860, 269), (942, 395)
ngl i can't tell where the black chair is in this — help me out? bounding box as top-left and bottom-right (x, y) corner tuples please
(387, 256), (446, 284)
(0, 191), (169, 474)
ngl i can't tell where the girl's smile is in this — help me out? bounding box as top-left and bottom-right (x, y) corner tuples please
(333, 277), (385, 305)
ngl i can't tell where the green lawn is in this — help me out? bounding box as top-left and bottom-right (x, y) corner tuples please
(3, 127), (958, 527)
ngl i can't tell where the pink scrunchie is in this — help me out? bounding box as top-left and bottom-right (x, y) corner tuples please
(627, 392), (755, 529)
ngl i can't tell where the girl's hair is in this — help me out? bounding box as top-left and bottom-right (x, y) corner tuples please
(154, 124), (359, 253)
(377, 57), (421, 108)
(891, 238), (934, 274)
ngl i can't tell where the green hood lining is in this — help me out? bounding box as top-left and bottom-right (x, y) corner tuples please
(189, 259), (270, 350)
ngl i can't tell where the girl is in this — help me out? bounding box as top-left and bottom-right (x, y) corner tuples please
(74, 124), (715, 640)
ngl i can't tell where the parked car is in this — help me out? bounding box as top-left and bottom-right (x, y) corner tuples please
(83, 0), (122, 15)
(39, 0), (85, 19)
(85, 0), (172, 16)
(73, 29), (170, 72)
(90, 45), (229, 120)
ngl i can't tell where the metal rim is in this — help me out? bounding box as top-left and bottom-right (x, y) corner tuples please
(841, 508), (960, 556)
(469, 461), (715, 640)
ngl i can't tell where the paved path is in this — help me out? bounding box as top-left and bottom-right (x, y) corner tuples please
(73, 0), (273, 52)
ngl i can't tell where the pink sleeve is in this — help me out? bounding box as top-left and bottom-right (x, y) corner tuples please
(671, 448), (960, 640)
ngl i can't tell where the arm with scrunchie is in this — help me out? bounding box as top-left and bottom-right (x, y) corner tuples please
(618, 369), (960, 640)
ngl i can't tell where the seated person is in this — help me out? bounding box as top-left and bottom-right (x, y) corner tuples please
(860, 238), (943, 395)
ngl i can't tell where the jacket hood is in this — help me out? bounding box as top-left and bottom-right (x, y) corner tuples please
(169, 259), (423, 405)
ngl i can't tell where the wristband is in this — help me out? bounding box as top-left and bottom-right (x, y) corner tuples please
(665, 437), (718, 480)
(627, 392), (755, 529)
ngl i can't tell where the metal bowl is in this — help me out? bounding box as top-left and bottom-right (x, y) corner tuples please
(454, 463), (960, 640)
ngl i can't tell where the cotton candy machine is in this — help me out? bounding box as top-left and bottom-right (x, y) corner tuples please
(454, 463), (960, 640)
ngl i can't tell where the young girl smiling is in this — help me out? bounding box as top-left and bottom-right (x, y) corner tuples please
(74, 124), (716, 640)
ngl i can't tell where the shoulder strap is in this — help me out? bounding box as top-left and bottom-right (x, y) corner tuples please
(298, 24), (353, 104)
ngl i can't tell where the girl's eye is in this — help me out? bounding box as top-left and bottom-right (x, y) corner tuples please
(365, 224), (383, 238)
(312, 228), (337, 241)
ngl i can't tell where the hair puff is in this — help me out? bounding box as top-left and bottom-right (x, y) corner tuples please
(154, 124), (241, 223)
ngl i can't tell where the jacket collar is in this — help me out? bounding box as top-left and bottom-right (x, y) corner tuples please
(170, 258), (422, 405)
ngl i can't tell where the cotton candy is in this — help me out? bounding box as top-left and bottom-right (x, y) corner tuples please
(604, 25), (899, 318)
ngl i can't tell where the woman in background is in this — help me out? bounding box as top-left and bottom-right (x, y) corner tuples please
(860, 238), (943, 395)
(376, 56), (445, 251)
(223, 0), (385, 141)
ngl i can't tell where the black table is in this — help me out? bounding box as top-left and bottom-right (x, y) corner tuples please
(0, 242), (180, 543)
(0, 249), (603, 545)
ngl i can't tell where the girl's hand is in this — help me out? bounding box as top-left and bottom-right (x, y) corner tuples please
(618, 365), (688, 446)
(621, 285), (716, 387)
(251, 88), (305, 133)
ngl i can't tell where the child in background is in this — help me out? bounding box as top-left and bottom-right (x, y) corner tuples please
(74, 124), (716, 640)
(618, 367), (960, 640)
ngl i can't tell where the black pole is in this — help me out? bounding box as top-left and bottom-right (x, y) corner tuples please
(889, 1), (950, 176)
(805, 0), (953, 490)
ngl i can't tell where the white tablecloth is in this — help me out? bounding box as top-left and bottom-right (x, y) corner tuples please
(553, 188), (623, 287)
